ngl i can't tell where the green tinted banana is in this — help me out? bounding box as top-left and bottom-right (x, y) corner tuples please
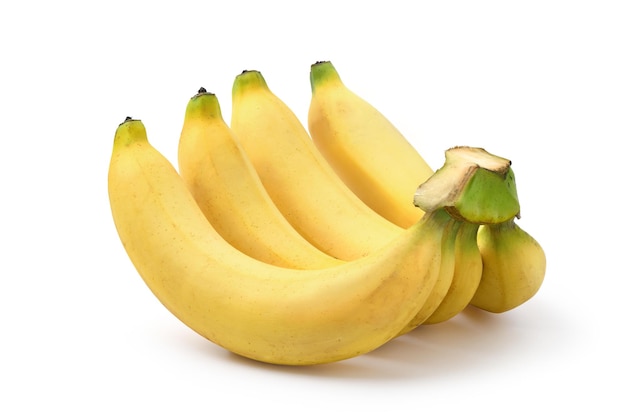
(177, 88), (342, 269)
(109, 117), (455, 366)
(470, 219), (546, 313)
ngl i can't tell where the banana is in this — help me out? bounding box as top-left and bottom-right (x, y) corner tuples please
(109, 117), (456, 366)
(396, 220), (460, 335)
(308, 60), (434, 229)
(230, 70), (404, 261)
(424, 221), (483, 324)
(177, 88), (343, 269)
(470, 219), (547, 313)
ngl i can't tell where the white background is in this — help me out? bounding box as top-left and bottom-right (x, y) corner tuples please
(1, 0), (624, 415)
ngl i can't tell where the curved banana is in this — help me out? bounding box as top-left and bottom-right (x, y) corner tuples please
(308, 60), (434, 229)
(109, 117), (453, 366)
(470, 219), (546, 313)
(230, 70), (404, 261)
(177, 88), (343, 269)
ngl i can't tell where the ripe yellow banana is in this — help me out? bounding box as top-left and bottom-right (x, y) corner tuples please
(397, 220), (460, 335)
(109, 117), (456, 366)
(308, 60), (434, 228)
(424, 222), (482, 324)
(230, 70), (404, 261)
(470, 219), (547, 313)
(177, 88), (343, 269)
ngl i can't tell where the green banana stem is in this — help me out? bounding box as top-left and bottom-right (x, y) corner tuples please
(185, 88), (221, 119)
(413, 146), (520, 224)
(309, 61), (342, 92)
(232, 70), (268, 96)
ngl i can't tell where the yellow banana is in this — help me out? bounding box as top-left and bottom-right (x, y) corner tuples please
(230, 70), (404, 261)
(470, 219), (547, 313)
(308, 60), (434, 228)
(424, 222), (483, 324)
(109, 117), (455, 366)
(177, 88), (343, 269)
(396, 220), (460, 335)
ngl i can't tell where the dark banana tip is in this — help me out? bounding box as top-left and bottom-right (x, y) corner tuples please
(119, 116), (135, 126)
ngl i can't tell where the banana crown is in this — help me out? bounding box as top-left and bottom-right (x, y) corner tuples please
(414, 146), (521, 224)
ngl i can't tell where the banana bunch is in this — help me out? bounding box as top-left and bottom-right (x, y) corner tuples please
(107, 61), (546, 366)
